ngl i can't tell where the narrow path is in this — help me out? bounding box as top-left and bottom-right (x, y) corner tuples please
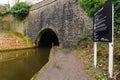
(35, 47), (93, 80)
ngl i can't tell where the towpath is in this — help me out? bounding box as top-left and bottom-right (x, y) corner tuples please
(34, 47), (93, 80)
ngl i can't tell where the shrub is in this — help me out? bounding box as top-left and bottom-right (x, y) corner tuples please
(79, 0), (106, 16)
(0, 4), (9, 16)
(113, 0), (120, 34)
(79, 0), (120, 34)
(0, 12), (3, 16)
(0, 4), (8, 12)
(10, 2), (30, 20)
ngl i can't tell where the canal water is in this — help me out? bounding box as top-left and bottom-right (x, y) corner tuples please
(0, 48), (50, 80)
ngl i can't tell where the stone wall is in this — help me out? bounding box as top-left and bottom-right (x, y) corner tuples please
(0, 0), (93, 48)
(0, 15), (27, 35)
(0, 15), (10, 30)
(26, 0), (93, 47)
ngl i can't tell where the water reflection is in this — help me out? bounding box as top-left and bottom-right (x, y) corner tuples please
(0, 48), (50, 80)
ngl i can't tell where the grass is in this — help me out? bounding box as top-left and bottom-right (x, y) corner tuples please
(0, 30), (34, 51)
(0, 46), (35, 52)
(72, 35), (120, 80)
(9, 30), (32, 43)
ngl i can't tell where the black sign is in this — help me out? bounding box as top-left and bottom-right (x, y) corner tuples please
(94, 0), (112, 42)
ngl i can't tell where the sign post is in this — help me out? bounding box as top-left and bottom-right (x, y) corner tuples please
(94, 42), (97, 68)
(93, 0), (114, 78)
(108, 4), (114, 78)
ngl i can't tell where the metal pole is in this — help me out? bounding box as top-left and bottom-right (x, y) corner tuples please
(109, 42), (113, 78)
(108, 4), (114, 78)
(94, 42), (97, 68)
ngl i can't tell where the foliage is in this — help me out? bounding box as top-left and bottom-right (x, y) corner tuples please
(95, 73), (102, 80)
(0, 4), (9, 16)
(0, 11), (10, 16)
(9, 30), (32, 42)
(113, 0), (120, 34)
(0, 12), (3, 16)
(10, 2), (30, 20)
(0, 2), (30, 20)
(79, 0), (120, 34)
(0, 4), (9, 12)
(74, 33), (120, 79)
(79, 0), (106, 16)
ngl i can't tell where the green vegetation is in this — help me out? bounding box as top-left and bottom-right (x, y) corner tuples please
(73, 35), (120, 79)
(80, 20), (92, 42)
(79, 0), (120, 34)
(113, 0), (120, 34)
(79, 0), (106, 16)
(9, 30), (32, 42)
(0, 2), (30, 20)
(10, 2), (31, 20)
(0, 4), (9, 12)
(77, 1), (120, 79)
(0, 4), (9, 16)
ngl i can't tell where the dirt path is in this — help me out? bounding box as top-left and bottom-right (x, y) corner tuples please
(34, 47), (93, 80)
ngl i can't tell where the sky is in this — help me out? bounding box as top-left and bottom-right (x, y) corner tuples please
(0, 0), (9, 4)
(0, 0), (43, 4)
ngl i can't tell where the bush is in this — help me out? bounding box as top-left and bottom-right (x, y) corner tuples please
(10, 2), (30, 20)
(79, 0), (106, 16)
(0, 4), (8, 12)
(0, 4), (9, 16)
(0, 12), (3, 16)
(79, 0), (120, 34)
(113, 0), (120, 34)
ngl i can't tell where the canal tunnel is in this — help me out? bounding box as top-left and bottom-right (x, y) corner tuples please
(38, 29), (59, 47)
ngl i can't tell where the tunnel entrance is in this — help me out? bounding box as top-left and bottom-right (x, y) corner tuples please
(38, 29), (59, 47)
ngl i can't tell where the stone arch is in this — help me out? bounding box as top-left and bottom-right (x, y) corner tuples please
(36, 28), (59, 47)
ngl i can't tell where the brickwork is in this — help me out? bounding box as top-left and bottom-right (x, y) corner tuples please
(0, 31), (32, 50)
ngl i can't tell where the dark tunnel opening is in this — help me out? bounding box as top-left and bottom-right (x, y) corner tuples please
(38, 29), (59, 48)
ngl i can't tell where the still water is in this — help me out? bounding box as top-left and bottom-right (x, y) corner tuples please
(0, 48), (50, 80)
